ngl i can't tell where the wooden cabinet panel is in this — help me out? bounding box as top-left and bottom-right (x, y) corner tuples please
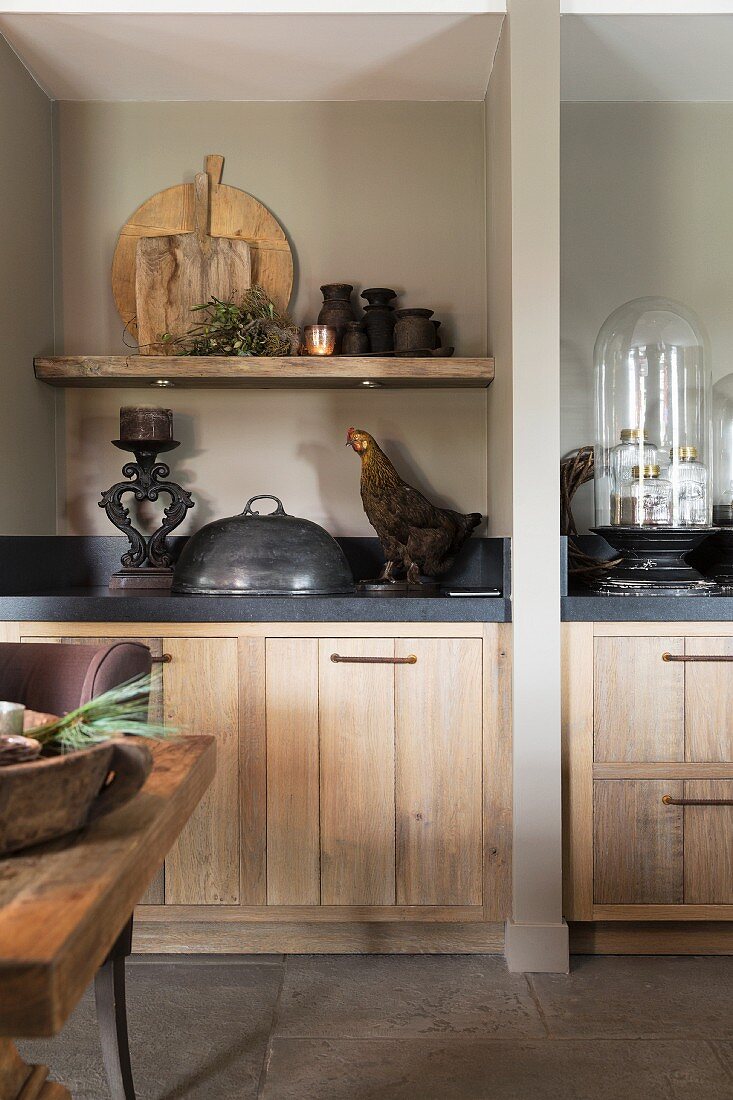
(594, 780), (683, 904)
(684, 781), (733, 904)
(164, 638), (240, 904)
(685, 639), (733, 762)
(266, 639), (320, 905)
(239, 637), (266, 905)
(594, 638), (684, 762)
(318, 639), (395, 905)
(395, 639), (482, 905)
(25, 633), (166, 905)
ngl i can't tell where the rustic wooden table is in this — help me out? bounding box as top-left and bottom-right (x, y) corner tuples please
(0, 736), (215, 1100)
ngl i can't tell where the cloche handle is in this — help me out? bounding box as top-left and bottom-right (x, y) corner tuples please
(242, 495), (287, 517)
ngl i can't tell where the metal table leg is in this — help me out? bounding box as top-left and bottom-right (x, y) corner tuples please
(94, 915), (136, 1100)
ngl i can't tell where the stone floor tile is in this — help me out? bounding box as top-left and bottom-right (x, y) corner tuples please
(19, 962), (282, 1100)
(709, 1042), (733, 1080)
(529, 955), (733, 1039)
(262, 1037), (732, 1100)
(275, 954), (546, 1039)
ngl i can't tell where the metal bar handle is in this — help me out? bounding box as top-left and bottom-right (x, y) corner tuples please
(663, 794), (733, 807)
(330, 653), (417, 665)
(662, 652), (733, 663)
(151, 653), (172, 664)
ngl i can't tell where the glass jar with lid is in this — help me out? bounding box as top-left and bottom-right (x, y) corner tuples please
(619, 464), (672, 527)
(668, 445), (708, 527)
(609, 428), (657, 524)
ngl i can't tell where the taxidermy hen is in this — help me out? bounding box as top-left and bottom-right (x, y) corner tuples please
(346, 427), (482, 585)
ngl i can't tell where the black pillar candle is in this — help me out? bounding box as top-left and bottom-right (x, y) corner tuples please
(119, 406), (173, 442)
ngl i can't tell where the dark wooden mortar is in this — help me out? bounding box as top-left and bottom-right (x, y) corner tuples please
(0, 738), (153, 856)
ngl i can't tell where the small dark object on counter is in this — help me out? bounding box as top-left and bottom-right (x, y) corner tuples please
(173, 495), (354, 596)
(100, 423), (194, 590)
(361, 288), (397, 353)
(346, 428), (481, 586)
(394, 308), (437, 354)
(318, 283), (355, 351)
(341, 320), (369, 355)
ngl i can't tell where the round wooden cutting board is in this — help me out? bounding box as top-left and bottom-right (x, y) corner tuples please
(112, 155), (294, 342)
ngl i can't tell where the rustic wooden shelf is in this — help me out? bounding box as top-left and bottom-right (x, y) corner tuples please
(34, 355), (495, 390)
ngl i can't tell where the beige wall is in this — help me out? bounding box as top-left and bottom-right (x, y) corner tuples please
(0, 36), (55, 533)
(562, 102), (733, 530)
(54, 100), (490, 535)
(485, 26), (513, 537)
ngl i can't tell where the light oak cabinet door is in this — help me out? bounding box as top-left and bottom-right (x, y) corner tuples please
(319, 638), (396, 905)
(594, 780), (683, 904)
(265, 638), (320, 905)
(163, 638), (240, 905)
(594, 638), (684, 762)
(684, 639), (733, 762)
(684, 781), (733, 904)
(263, 636), (485, 909)
(395, 639), (482, 905)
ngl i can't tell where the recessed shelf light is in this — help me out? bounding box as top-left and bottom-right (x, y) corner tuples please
(360, 380), (381, 388)
(152, 379), (173, 387)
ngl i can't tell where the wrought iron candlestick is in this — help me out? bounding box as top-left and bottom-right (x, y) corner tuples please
(99, 410), (194, 589)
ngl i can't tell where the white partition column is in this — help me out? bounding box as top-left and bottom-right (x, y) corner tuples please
(500, 0), (567, 973)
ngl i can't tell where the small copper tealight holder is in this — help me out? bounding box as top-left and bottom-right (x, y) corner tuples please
(303, 325), (337, 356)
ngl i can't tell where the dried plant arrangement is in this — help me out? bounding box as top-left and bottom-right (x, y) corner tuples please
(560, 446), (621, 579)
(161, 286), (301, 357)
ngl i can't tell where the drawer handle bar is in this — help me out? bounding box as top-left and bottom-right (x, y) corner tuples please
(151, 653), (172, 664)
(662, 652), (733, 663)
(330, 653), (417, 665)
(662, 794), (733, 807)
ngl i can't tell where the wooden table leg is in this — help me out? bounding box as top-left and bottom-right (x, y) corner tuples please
(94, 916), (136, 1100)
(0, 1039), (70, 1100)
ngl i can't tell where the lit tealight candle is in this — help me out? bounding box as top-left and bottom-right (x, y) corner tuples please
(304, 325), (337, 357)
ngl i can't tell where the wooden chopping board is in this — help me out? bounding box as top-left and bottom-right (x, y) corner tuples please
(135, 170), (252, 352)
(112, 154), (293, 350)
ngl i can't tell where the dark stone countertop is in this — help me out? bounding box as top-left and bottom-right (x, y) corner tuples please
(562, 592), (733, 622)
(0, 587), (511, 624)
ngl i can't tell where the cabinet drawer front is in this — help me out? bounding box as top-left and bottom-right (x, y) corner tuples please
(594, 638), (684, 762)
(685, 639), (733, 762)
(594, 780), (683, 904)
(319, 638), (396, 905)
(684, 780), (733, 904)
(395, 639), (483, 905)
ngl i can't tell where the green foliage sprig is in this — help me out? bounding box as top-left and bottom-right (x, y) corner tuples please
(25, 673), (175, 753)
(162, 286), (300, 357)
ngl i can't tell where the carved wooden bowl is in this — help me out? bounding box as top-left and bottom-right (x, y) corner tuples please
(0, 731), (153, 856)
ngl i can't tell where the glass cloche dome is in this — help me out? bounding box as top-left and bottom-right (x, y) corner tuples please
(712, 372), (733, 527)
(594, 297), (712, 531)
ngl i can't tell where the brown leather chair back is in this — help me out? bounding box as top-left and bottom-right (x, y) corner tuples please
(0, 642), (152, 716)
